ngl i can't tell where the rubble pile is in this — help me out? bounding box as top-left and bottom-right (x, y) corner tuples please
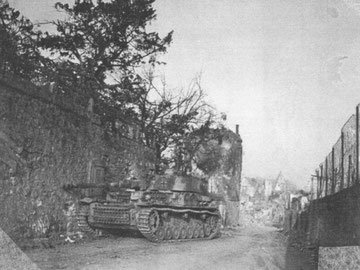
(240, 172), (297, 227)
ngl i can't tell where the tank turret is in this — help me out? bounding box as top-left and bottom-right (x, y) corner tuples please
(148, 174), (208, 194)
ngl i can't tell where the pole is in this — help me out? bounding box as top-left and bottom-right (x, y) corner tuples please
(357, 105), (359, 184)
(332, 147), (335, 194)
(316, 169), (320, 198)
(320, 164), (323, 197)
(325, 158), (328, 196)
(341, 132), (344, 190)
(348, 156), (351, 188)
(311, 177), (314, 200)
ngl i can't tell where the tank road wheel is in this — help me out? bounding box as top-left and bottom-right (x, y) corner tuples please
(173, 227), (181, 240)
(193, 227), (200, 239)
(180, 227), (187, 239)
(204, 224), (211, 237)
(165, 227), (173, 240)
(209, 216), (218, 232)
(149, 210), (160, 233)
(199, 227), (205, 238)
(156, 227), (166, 241)
(187, 226), (194, 239)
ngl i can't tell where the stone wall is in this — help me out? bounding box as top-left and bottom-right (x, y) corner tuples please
(286, 184), (360, 269)
(318, 246), (360, 269)
(295, 184), (360, 247)
(0, 74), (155, 242)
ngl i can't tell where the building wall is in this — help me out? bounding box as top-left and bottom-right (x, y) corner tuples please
(0, 74), (155, 242)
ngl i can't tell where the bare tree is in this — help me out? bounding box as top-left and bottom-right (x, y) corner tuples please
(130, 70), (219, 173)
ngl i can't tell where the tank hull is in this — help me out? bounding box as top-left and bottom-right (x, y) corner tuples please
(84, 201), (221, 242)
(70, 174), (222, 242)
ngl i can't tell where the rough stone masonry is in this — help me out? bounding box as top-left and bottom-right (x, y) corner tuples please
(0, 73), (243, 245)
(0, 73), (155, 243)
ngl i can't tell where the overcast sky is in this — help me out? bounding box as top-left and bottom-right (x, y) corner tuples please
(9, 0), (360, 188)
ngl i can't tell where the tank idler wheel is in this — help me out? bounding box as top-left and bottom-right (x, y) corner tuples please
(187, 226), (194, 239)
(173, 227), (181, 240)
(193, 227), (200, 238)
(156, 227), (165, 241)
(199, 227), (205, 238)
(204, 224), (211, 237)
(180, 227), (187, 239)
(165, 227), (173, 240)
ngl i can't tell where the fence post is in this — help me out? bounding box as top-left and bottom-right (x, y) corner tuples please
(325, 158), (328, 196)
(332, 147), (335, 194)
(357, 105), (359, 184)
(316, 169), (320, 198)
(341, 132), (344, 190)
(348, 156), (351, 188)
(311, 177), (314, 200)
(320, 164), (323, 197)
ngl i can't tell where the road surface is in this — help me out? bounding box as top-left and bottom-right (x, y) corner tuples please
(26, 226), (287, 270)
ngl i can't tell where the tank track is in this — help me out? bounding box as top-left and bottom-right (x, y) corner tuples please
(76, 205), (95, 233)
(137, 207), (221, 242)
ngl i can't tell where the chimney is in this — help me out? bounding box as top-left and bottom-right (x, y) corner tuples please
(235, 124), (239, 135)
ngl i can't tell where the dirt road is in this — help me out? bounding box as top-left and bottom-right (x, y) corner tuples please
(26, 226), (286, 270)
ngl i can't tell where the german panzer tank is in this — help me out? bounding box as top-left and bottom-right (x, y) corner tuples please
(64, 174), (221, 242)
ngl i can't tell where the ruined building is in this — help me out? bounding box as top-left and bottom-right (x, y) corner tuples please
(205, 127), (243, 226)
(240, 172), (296, 227)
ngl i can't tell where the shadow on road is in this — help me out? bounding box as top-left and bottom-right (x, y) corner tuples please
(285, 239), (318, 270)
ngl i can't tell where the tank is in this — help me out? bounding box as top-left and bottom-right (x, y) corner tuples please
(63, 174), (221, 242)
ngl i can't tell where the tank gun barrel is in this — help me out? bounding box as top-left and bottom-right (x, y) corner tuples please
(62, 181), (141, 191)
(63, 182), (109, 191)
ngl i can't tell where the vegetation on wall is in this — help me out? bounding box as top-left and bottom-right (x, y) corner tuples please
(0, 0), (224, 173)
(0, 1), (45, 79)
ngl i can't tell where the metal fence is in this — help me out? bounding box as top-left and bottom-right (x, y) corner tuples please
(315, 105), (359, 198)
